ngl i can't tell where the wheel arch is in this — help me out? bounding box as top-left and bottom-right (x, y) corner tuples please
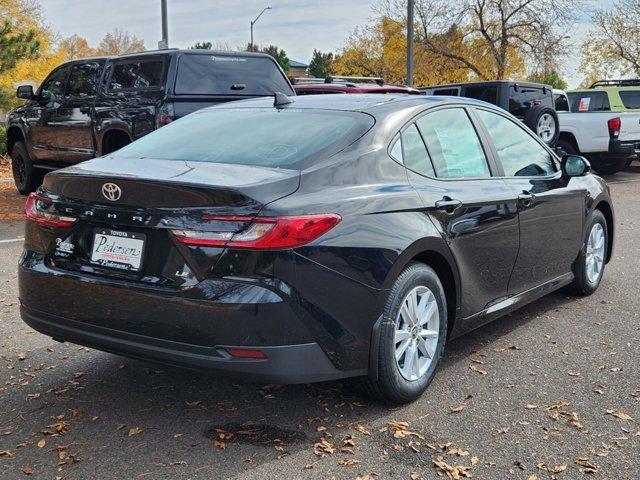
(557, 131), (580, 152)
(6, 125), (25, 154)
(593, 200), (614, 263)
(99, 128), (132, 156)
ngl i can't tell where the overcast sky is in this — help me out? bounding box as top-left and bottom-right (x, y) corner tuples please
(40, 0), (613, 88)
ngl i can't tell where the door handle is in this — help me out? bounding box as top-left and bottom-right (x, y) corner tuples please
(518, 191), (534, 208)
(435, 197), (462, 214)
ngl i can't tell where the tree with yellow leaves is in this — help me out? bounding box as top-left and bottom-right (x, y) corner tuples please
(333, 16), (470, 86)
(0, 0), (67, 110)
(580, 0), (640, 85)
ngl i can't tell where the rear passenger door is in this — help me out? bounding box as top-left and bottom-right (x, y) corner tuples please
(399, 106), (520, 320)
(54, 60), (104, 163)
(474, 108), (584, 294)
(94, 57), (166, 150)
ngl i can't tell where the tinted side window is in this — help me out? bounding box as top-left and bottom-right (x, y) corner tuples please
(619, 91), (640, 109)
(67, 62), (102, 97)
(416, 108), (490, 179)
(567, 92), (610, 112)
(509, 86), (553, 116)
(554, 93), (570, 112)
(432, 88), (460, 96)
(477, 109), (555, 177)
(40, 66), (70, 97)
(464, 85), (498, 105)
(136, 60), (164, 88)
(109, 62), (138, 90)
(401, 124), (434, 177)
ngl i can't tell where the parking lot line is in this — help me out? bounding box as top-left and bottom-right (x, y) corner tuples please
(0, 237), (24, 244)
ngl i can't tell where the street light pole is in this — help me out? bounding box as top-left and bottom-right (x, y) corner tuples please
(159, 0), (169, 49)
(250, 6), (272, 50)
(407, 0), (414, 86)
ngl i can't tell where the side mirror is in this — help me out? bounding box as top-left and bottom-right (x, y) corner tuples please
(16, 85), (34, 100)
(562, 154), (591, 177)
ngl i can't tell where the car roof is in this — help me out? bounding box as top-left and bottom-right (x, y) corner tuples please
(421, 80), (552, 90)
(207, 93), (496, 114)
(55, 49), (275, 68)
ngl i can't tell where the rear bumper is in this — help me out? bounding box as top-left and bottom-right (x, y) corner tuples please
(608, 139), (637, 158)
(20, 306), (360, 383)
(18, 250), (374, 381)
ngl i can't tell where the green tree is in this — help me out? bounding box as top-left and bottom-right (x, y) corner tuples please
(190, 41), (212, 50)
(308, 49), (334, 78)
(0, 20), (40, 74)
(261, 45), (290, 73)
(527, 70), (568, 89)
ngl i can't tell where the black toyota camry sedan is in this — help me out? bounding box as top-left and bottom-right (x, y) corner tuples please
(19, 94), (614, 403)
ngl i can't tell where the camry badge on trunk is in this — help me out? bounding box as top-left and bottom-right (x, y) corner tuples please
(102, 183), (122, 201)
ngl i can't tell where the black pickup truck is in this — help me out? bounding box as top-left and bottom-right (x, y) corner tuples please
(6, 49), (294, 194)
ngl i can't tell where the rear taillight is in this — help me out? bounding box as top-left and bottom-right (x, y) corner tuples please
(25, 193), (77, 228)
(608, 117), (621, 138)
(171, 214), (341, 249)
(156, 102), (175, 127)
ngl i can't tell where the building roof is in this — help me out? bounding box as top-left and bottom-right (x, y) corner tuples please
(289, 59), (309, 68)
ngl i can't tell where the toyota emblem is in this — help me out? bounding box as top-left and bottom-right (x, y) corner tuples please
(101, 182), (122, 201)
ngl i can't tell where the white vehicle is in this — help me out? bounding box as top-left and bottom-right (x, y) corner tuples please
(554, 89), (640, 175)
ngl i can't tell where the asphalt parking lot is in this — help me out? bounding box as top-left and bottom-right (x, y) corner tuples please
(0, 168), (638, 480)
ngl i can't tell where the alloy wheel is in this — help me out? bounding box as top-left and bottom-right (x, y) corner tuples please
(394, 286), (440, 381)
(536, 113), (556, 143)
(585, 223), (605, 283)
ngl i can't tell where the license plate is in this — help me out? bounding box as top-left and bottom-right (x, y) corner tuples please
(90, 229), (146, 271)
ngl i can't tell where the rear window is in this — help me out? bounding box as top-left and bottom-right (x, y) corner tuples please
(567, 92), (610, 112)
(464, 85), (498, 105)
(619, 91), (640, 109)
(175, 54), (293, 96)
(509, 86), (553, 117)
(116, 108), (373, 167)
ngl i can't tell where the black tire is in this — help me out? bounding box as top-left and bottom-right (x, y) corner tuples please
(11, 141), (43, 195)
(568, 210), (607, 296)
(556, 138), (578, 156)
(523, 106), (560, 146)
(592, 162), (622, 176)
(361, 263), (448, 404)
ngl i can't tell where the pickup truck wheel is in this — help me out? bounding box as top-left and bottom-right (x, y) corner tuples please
(524, 106), (560, 146)
(11, 141), (44, 195)
(556, 139), (577, 155)
(592, 162), (622, 175)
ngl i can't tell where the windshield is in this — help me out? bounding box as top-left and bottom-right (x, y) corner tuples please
(116, 108), (374, 168)
(175, 54), (293, 96)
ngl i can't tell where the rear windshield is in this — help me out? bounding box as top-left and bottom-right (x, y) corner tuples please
(116, 108), (373, 167)
(567, 92), (611, 112)
(175, 54), (294, 96)
(619, 91), (640, 109)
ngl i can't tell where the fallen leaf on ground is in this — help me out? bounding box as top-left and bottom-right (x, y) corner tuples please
(469, 364), (487, 375)
(128, 426), (143, 437)
(37, 439), (45, 448)
(607, 410), (632, 421)
(450, 404), (465, 413)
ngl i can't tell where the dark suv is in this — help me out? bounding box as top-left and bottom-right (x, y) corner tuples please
(6, 49), (294, 194)
(419, 81), (559, 146)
